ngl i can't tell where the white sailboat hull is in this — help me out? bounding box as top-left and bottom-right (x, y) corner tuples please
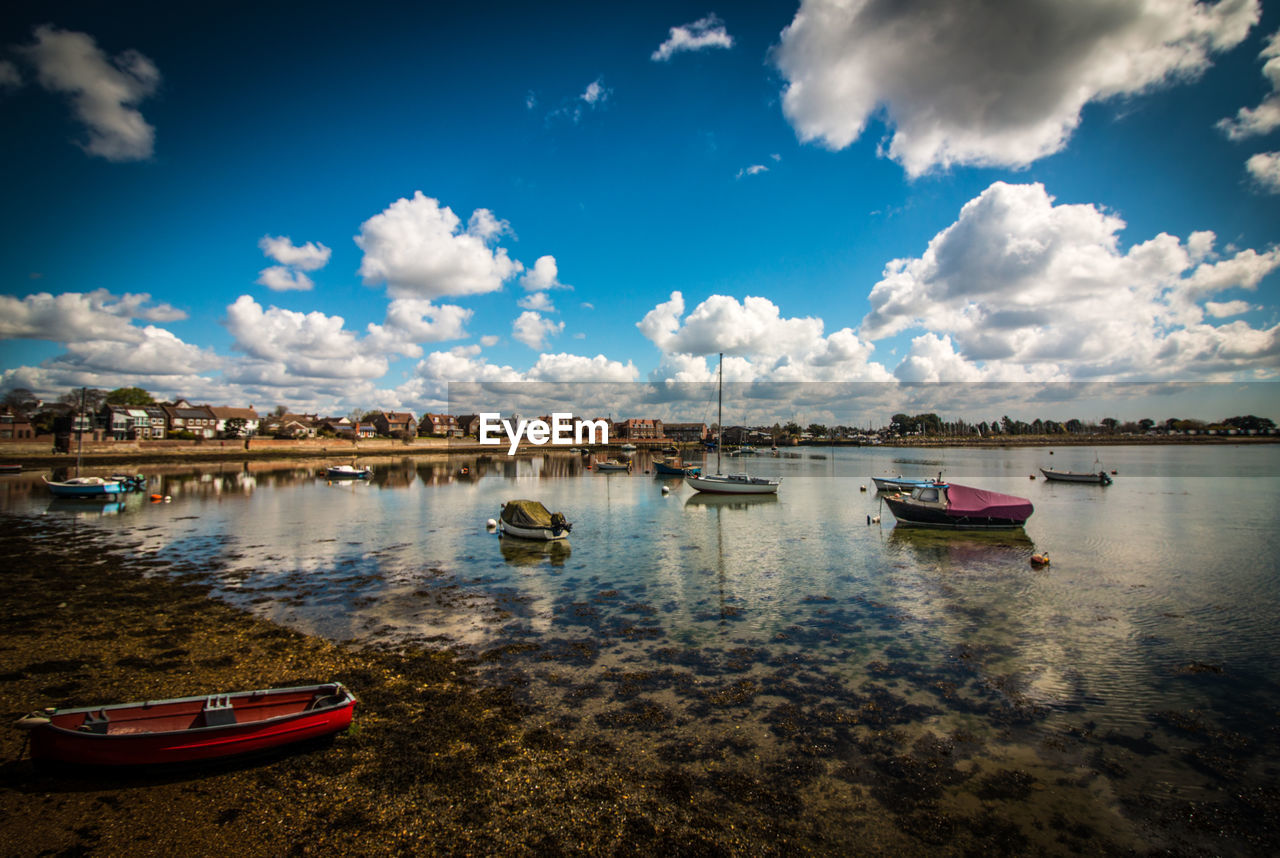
(686, 473), (779, 494)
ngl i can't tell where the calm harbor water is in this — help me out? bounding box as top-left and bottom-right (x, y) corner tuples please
(4, 444), (1279, 852)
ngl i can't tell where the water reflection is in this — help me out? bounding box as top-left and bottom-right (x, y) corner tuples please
(498, 535), (572, 567)
(886, 526), (1035, 566)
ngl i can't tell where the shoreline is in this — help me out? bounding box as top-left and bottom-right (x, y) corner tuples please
(0, 433), (1272, 468)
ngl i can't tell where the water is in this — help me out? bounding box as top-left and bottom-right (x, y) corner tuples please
(4, 444), (1278, 851)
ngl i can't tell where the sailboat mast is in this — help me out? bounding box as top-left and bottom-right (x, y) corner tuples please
(76, 386), (86, 477)
(716, 352), (722, 475)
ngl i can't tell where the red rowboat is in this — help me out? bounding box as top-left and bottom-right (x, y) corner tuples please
(17, 682), (356, 766)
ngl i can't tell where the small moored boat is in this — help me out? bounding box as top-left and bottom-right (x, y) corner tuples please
(498, 499), (573, 540)
(594, 459), (632, 472)
(872, 476), (939, 492)
(326, 464), (372, 480)
(0, 464), (23, 474)
(1040, 468), (1112, 485)
(43, 476), (122, 498)
(653, 458), (701, 476)
(16, 682), (356, 766)
(883, 482), (1033, 529)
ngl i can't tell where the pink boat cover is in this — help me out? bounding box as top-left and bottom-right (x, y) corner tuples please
(945, 483), (1033, 520)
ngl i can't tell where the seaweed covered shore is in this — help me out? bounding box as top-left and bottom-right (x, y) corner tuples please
(0, 514), (794, 856)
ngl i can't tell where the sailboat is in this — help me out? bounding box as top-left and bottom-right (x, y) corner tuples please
(44, 388), (122, 498)
(686, 354), (780, 495)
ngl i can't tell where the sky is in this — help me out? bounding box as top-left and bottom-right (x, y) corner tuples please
(1, 0), (1278, 426)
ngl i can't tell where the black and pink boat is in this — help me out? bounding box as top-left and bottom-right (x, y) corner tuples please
(882, 481), (1033, 530)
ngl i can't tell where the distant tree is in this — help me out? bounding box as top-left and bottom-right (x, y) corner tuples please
(1100, 417), (1118, 433)
(1065, 418), (1083, 434)
(273, 404), (289, 417)
(1, 387), (40, 417)
(1222, 415), (1275, 433)
(61, 388), (107, 414)
(1138, 418), (1155, 432)
(807, 423), (828, 439)
(222, 417), (247, 439)
(106, 386), (155, 406)
(783, 421), (801, 437)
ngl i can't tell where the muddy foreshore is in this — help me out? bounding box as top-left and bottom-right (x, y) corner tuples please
(3, 513), (1278, 856)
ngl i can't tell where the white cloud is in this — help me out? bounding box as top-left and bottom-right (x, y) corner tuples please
(52, 325), (220, 376)
(512, 311), (565, 350)
(355, 192), (521, 299)
(363, 298), (473, 358)
(480, 335), (500, 347)
(519, 255), (570, 291)
(0, 290), (185, 342)
(258, 235), (331, 270)
(527, 353), (638, 382)
(581, 77), (609, 105)
(638, 291), (892, 381)
(651, 14), (734, 62)
(1205, 300), (1254, 317)
(1218, 29), (1280, 139)
(858, 181), (1280, 379)
(224, 295), (388, 380)
(518, 292), (556, 312)
(736, 164), (768, 179)
(774, 0), (1258, 176)
(255, 266), (314, 292)
(16, 25), (160, 161)
(1246, 151), (1280, 192)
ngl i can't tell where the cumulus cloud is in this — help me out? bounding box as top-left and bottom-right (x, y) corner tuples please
(52, 325), (220, 376)
(518, 292), (556, 312)
(363, 298), (473, 358)
(1246, 151), (1280, 192)
(258, 235), (331, 270)
(255, 235), (331, 292)
(16, 25), (160, 161)
(224, 295), (388, 380)
(1218, 29), (1280, 139)
(581, 77), (609, 106)
(519, 255), (570, 291)
(0, 290), (185, 342)
(774, 0), (1259, 176)
(859, 181), (1280, 379)
(255, 266), (314, 292)
(512, 311), (565, 350)
(736, 164), (768, 179)
(651, 14), (734, 62)
(638, 291), (891, 381)
(355, 192), (521, 299)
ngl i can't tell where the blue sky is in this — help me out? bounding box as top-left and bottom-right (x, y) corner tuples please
(1, 1), (1278, 423)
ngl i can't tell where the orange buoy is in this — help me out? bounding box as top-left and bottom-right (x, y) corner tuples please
(1030, 552), (1050, 567)
(150, 493), (163, 502)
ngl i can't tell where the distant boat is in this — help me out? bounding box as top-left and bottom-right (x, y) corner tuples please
(687, 354), (780, 496)
(882, 482), (1033, 529)
(1040, 468), (1112, 485)
(620, 443), (637, 452)
(654, 458), (701, 477)
(0, 464), (22, 474)
(872, 476), (940, 492)
(498, 499), (572, 541)
(16, 682), (356, 767)
(42, 476), (122, 498)
(661, 446), (678, 455)
(594, 459), (632, 472)
(326, 464), (372, 480)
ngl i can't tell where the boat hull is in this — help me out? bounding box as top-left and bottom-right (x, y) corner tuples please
(498, 521), (569, 541)
(882, 494), (1029, 529)
(686, 474), (780, 494)
(43, 477), (121, 498)
(872, 477), (937, 492)
(23, 683), (356, 767)
(1040, 468), (1111, 485)
(654, 461), (700, 476)
(326, 467), (371, 479)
